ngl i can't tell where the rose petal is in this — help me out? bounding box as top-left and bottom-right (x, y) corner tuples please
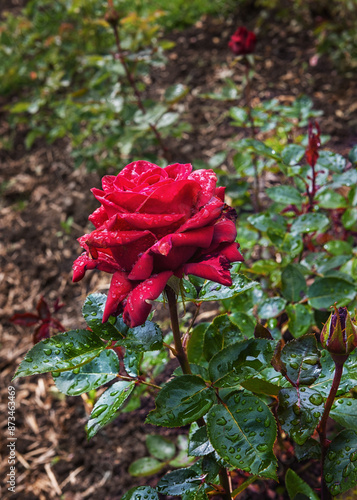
(103, 271), (134, 323)
(215, 186), (226, 202)
(179, 197), (224, 232)
(72, 253), (120, 282)
(165, 163), (192, 180)
(154, 226), (215, 256)
(89, 206), (108, 228)
(137, 180), (200, 215)
(189, 169), (217, 207)
(184, 257), (233, 286)
(119, 160), (162, 182)
(123, 271), (173, 327)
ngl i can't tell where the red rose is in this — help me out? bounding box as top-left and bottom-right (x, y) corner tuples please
(73, 161), (243, 327)
(228, 26), (256, 56)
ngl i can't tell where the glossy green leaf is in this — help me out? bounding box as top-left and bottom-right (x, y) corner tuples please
(14, 330), (106, 379)
(208, 338), (276, 387)
(124, 349), (142, 377)
(146, 375), (215, 427)
(281, 144), (305, 165)
(257, 297), (287, 319)
(285, 469), (319, 500)
(286, 304), (314, 338)
(207, 392), (277, 479)
(278, 387), (324, 445)
(129, 457), (164, 477)
(248, 213), (287, 233)
(349, 146), (357, 164)
(157, 466), (203, 495)
(82, 293), (125, 340)
(330, 170), (357, 189)
(324, 240), (353, 256)
(146, 434), (176, 461)
(290, 213), (329, 234)
(198, 274), (258, 302)
(164, 83), (189, 104)
(230, 312), (256, 337)
(307, 277), (356, 310)
(121, 486), (159, 500)
(342, 207), (357, 231)
(229, 106), (248, 124)
(203, 314), (243, 361)
(311, 350), (357, 397)
(281, 233), (303, 258)
(54, 349), (119, 396)
(188, 424), (214, 457)
(295, 438), (321, 461)
(187, 323), (209, 366)
(330, 399), (357, 431)
(324, 430), (357, 496)
(317, 150), (346, 173)
(86, 381), (135, 439)
(266, 185), (303, 205)
(316, 189), (348, 209)
(119, 321), (163, 351)
(281, 335), (321, 386)
(240, 377), (280, 397)
(281, 264), (307, 303)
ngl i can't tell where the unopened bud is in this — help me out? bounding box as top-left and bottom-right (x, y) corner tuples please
(320, 306), (357, 364)
(105, 7), (120, 27)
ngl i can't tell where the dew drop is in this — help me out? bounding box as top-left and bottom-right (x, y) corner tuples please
(257, 444), (268, 452)
(217, 417), (227, 426)
(43, 348), (52, 356)
(324, 473), (333, 483)
(73, 367), (80, 374)
(52, 371), (60, 377)
(309, 393), (323, 406)
(25, 357), (33, 363)
(91, 404), (108, 418)
(290, 362), (299, 370)
(257, 406), (264, 412)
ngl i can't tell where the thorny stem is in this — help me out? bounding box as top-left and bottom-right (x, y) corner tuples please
(306, 162), (317, 212)
(110, 22), (171, 161)
(165, 286), (232, 499)
(244, 64), (260, 212)
(317, 360), (344, 500)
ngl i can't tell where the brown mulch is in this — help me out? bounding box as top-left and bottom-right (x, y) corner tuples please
(1, 4), (356, 500)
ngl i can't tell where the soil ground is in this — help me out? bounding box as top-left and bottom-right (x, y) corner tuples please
(1, 2), (356, 499)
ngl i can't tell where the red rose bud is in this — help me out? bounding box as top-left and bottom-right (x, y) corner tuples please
(73, 161), (244, 327)
(306, 120), (320, 168)
(228, 27), (256, 56)
(320, 306), (357, 363)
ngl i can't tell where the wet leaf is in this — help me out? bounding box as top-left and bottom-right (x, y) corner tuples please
(307, 277), (356, 310)
(280, 335), (321, 386)
(121, 486), (159, 500)
(324, 430), (357, 496)
(203, 314), (244, 361)
(129, 457), (164, 477)
(330, 399), (357, 431)
(281, 264), (307, 303)
(285, 469), (319, 499)
(146, 434), (176, 461)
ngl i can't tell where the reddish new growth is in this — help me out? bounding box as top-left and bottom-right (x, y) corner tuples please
(10, 297), (65, 344)
(228, 27), (256, 56)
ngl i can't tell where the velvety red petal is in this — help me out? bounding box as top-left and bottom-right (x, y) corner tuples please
(164, 163), (192, 180)
(72, 253), (120, 282)
(103, 271), (133, 323)
(92, 189), (146, 217)
(137, 180), (200, 215)
(128, 252), (154, 280)
(154, 226), (215, 257)
(89, 206), (108, 228)
(119, 161), (161, 182)
(116, 212), (185, 231)
(183, 257), (233, 286)
(218, 242), (244, 263)
(215, 186), (226, 202)
(123, 271), (173, 327)
(85, 229), (154, 248)
(204, 219), (237, 254)
(188, 169), (217, 207)
(179, 197), (224, 232)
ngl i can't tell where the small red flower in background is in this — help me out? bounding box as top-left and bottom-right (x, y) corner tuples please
(306, 120), (321, 167)
(228, 26), (256, 56)
(10, 297), (65, 344)
(73, 161), (243, 328)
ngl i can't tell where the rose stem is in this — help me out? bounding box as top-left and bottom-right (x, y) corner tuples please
(317, 360), (344, 500)
(165, 285), (232, 499)
(244, 63), (260, 213)
(110, 20), (171, 162)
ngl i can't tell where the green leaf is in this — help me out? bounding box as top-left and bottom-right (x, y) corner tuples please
(129, 457), (164, 477)
(311, 350), (357, 397)
(342, 207), (357, 231)
(124, 349), (142, 377)
(82, 293), (127, 340)
(317, 150), (346, 173)
(188, 424), (214, 457)
(187, 322), (210, 366)
(316, 189), (348, 209)
(14, 330), (106, 379)
(54, 349), (119, 396)
(266, 185), (303, 205)
(295, 438), (321, 462)
(281, 264), (307, 303)
(248, 213), (287, 233)
(307, 277), (356, 310)
(157, 466), (203, 495)
(349, 145), (357, 164)
(286, 304), (314, 338)
(208, 338), (276, 388)
(146, 375), (216, 427)
(203, 314), (244, 362)
(324, 430), (357, 496)
(86, 381), (135, 439)
(164, 83), (189, 104)
(330, 399), (357, 431)
(330, 170), (357, 189)
(230, 312), (256, 337)
(121, 486), (159, 500)
(240, 377), (280, 397)
(281, 144), (305, 165)
(290, 213), (329, 234)
(281, 233), (303, 258)
(285, 469), (320, 500)
(229, 106), (248, 125)
(198, 273), (258, 302)
(207, 391), (277, 479)
(257, 297), (287, 319)
(324, 240), (353, 256)
(281, 335), (321, 386)
(278, 387), (324, 445)
(146, 434), (176, 461)
(119, 321), (163, 351)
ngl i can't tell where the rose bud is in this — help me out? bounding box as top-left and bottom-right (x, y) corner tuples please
(228, 26), (256, 56)
(320, 306), (357, 363)
(73, 161), (244, 328)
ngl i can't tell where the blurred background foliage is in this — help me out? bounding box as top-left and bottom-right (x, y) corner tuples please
(0, 0), (356, 171)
